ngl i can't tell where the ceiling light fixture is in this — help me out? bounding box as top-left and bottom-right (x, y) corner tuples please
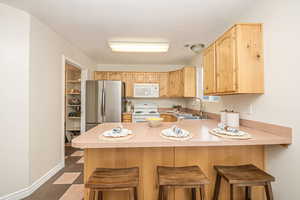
(108, 41), (169, 53)
(185, 43), (205, 54)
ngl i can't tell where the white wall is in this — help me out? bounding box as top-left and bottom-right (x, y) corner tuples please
(189, 0), (300, 198)
(0, 3), (30, 197)
(0, 3), (97, 198)
(29, 16), (96, 184)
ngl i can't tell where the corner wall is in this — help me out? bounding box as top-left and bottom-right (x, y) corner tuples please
(29, 16), (96, 184)
(0, 3), (30, 197)
(0, 3), (97, 199)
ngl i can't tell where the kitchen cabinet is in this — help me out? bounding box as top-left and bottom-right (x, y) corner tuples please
(94, 66), (196, 98)
(216, 27), (237, 93)
(203, 44), (216, 95)
(182, 66), (196, 97)
(159, 72), (169, 97)
(202, 23), (264, 95)
(168, 70), (183, 97)
(122, 113), (132, 123)
(160, 114), (177, 122)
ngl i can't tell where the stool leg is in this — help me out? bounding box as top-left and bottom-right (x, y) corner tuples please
(213, 174), (221, 200)
(200, 185), (206, 200)
(265, 182), (274, 200)
(191, 188), (196, 200)
(230, 184), (234, 200)
(97, 191), (103, 200)
(89, 189), (95, 200)
(245, 186), (251, 200)
(134, 187), (138, 200)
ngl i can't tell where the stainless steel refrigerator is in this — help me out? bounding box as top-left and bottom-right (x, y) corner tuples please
(85, 80), (125, 131)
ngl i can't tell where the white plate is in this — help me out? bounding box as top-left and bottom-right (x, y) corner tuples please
(102, 129), (132, 138)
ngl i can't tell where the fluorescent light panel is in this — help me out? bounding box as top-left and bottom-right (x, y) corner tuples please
(109, 41), (169, 52)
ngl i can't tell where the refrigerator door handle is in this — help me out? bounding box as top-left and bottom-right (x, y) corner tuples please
(103, 89), (106, 116)
(97, 84), (102, 123)
(101, 88), (105, 117)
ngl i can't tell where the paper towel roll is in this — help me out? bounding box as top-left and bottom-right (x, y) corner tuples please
(226, 112), (240, 129)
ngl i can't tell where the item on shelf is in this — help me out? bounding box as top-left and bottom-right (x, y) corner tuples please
(126, 100), (132, 112)
(67, 89), (81, 94)
(68, 97), (81, 105)
(68, 111), (80, 117)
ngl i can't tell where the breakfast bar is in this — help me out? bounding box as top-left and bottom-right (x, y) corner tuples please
(72, 119), (291, 200)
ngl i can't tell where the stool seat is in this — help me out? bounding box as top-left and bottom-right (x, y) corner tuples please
(158, 165), (209, 187)
(214, 164), (275, 185)
(85, 167), (139, 189)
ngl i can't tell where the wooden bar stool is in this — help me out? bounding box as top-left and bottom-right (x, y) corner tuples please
(157, 165), (209, 200)
(213, 164), (275, 200)
(85, 167), (139, 200)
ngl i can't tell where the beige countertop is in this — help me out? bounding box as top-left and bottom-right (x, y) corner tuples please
(72, 120), (291, 149)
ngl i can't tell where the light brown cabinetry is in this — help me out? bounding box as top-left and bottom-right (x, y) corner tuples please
(182, 67), (196, 97)
(94, 66), (196, 98)
(160, 114), (177, 122)
(203, 44), (216, 95)
(202, 23), (264, 96)
(168, 70), (183, 97)
(122, 113), (132, 123)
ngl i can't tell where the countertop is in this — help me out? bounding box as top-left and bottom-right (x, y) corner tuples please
(72, 119), (291, 149)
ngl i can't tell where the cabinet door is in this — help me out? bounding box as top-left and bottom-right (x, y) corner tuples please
(168, 71), (176, 97)
(203, 45), (216, 95)
(216, 28), (237, 93)
(183, 67), (196, 97)
(107, 72), (122, 80)
(159, 72), (169, 97)
(94, 72), (108, 80)
(122, 72), (133, 97)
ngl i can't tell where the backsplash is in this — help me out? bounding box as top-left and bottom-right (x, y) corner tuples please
(127, 98), (187, 109)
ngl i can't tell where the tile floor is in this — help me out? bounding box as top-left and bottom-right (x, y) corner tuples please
(23, 146), (84, 200)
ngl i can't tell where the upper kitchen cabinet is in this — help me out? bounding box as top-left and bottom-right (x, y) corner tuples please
(168, 67), (196, 98)
(94, 66), (196, 98)
(168, 69), (183, 97)
(203, 44), (216, 95)
(203, 23), (264, 95)
(182, 66), (196, 97)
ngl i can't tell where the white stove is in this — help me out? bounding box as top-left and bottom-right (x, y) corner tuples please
(132, 103), (160, 123)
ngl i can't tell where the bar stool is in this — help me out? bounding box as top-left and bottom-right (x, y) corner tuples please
(213, 164), (275, 200)
(157, 165), (209, 200)
(85, 167), (139, 200)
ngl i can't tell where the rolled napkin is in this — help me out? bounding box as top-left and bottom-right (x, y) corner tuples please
(162, 125), (190, 138)
(102, 126), (132, 138)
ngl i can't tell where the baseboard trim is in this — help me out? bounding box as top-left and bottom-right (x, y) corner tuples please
(0, 161), (64, 200)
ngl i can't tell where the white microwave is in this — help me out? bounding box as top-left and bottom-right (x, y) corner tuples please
(134, 83), (159, 98)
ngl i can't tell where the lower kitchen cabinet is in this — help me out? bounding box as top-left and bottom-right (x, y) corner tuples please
(160, 114), (177, 122)
(122, 113), (132, 123)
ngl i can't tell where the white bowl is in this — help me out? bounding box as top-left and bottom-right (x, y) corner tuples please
(146, 117), (163, 127)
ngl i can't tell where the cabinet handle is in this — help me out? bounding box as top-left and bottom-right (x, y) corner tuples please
(256, 54), (261, 59)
